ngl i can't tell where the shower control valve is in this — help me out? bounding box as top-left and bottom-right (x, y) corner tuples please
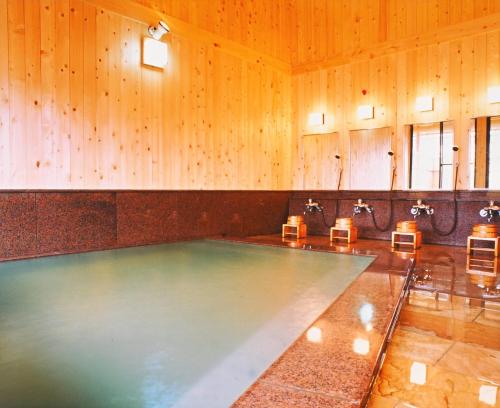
(304, 198), (323, 214)
(353, 199), (373, 216)
(410, 199), (434, 218)
(479, 200), (500, 223)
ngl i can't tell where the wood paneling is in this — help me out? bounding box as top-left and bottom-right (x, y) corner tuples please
(1, 0), (499, 192)
(302, 132), (340, 189)
(291, 0), (500, 69)
(474, 116), (488, 188)
(135, 0), (294, 65)
(349, 127), (392, 190)
(0, 0), (292, 190)
(293, 29), (500, 190)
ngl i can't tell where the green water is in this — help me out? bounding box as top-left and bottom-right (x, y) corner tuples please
(0, 240), (373, 408)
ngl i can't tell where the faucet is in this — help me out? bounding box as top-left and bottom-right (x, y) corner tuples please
(410, 199), (434, 218)
(479, 200), (500, 222)
(304, 198), (323, 214)
(353, 198), (373, 215)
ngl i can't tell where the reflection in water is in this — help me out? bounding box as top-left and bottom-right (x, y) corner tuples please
(306, 326), (322, 343)
(409, 362), (426, 385)
(353, 338), (369, 355)
(479, 384), (497, 406)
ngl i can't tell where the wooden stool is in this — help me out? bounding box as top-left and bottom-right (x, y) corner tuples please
(466, 255), (499, 275)
(392, 231), (422, 249)
(467, 224), (499, 257)
(282, 215), (307, 239)
(392, 221), (421, 249)
(330, 218), (357, 243)
(467, 236), (499, 256)
(330, 227), (358, 243)
(282, 223), (307, 239)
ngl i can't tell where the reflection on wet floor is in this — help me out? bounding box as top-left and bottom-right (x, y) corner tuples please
(222, 234), (500, 407)
(369, 279), (500, 407)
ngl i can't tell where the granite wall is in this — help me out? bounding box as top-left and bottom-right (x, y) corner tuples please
(1, 190), (499, 261)
(289, 190), (500, 246)
(0, 191), (290, 261)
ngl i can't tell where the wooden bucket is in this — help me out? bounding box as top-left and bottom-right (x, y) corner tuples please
(472, 224), (498, 238)
(287, 215), (304, 225)
(397, 220), (417, 233)
(335, 217), (353, 228)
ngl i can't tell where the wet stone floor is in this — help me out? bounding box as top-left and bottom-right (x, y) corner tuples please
(368, 290), (500, 408)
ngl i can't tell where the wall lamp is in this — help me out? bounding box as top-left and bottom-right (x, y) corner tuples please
(415, 96), (434, 112)
(148, 20), (170, 40)
(308, 112), (326, 128)
(143, 21), (170, 69)
(357, 105), (374, 120)
(487, 86), (500, 104)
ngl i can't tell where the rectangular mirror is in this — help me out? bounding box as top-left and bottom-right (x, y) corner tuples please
(302, 132), (341, 189)
(408, 121), (454, 190)
(349, 127), (392, 190)
(470, 115), (500, 189)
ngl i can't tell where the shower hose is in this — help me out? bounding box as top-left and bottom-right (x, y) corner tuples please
(430, 165), (459, 236)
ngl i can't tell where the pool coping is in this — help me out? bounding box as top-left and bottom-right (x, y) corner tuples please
(221, 235), (415, 408)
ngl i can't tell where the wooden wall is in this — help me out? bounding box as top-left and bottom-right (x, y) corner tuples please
(292, 3), (500, 190)
(2, 0), (500, 192)
(136, 0), (294, 64)
(0, 0), (293, 189)
(301, 132), (340, 189)
(291, 0), (500, 69)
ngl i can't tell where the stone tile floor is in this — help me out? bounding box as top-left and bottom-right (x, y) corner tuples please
(224, 234), (500, 407)
(368, 291), (500, 407)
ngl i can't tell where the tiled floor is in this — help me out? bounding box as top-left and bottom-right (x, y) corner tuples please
(368, 291), (500, 407)
(226, 234), (500, 407)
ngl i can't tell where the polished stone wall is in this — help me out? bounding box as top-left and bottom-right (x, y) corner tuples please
(1, 190), (499, 261)
(289, 190), (500, 246)
(0, 191), (290, 261)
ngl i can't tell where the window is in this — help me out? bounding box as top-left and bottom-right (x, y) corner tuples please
(409, 122), (454, 190)
(471, 115), (500, 189)
(488, 117), (500, 189)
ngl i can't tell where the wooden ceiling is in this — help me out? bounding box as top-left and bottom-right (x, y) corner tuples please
(134, 0), (500, 71)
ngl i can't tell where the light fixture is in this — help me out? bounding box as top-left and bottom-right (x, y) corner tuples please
(306, 326), (322, 343)
(357, 105), (374, 120)
(487, 86), (500, 104)
(415, 96), (434, 112)
(353, 338), (369, 355)
(308, 112), (325, 127)
(479, 384), (497, 406)
(148, 20), (170, 40)
(410, 361), (426, 385)
(143, 37), (168, 68)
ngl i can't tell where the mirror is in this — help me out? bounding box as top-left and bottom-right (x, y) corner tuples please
(349, 127), (392, 190)
(407, 121), (455, 190)
(470, 115), (500, 189)
(302, 132), (341, 189)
